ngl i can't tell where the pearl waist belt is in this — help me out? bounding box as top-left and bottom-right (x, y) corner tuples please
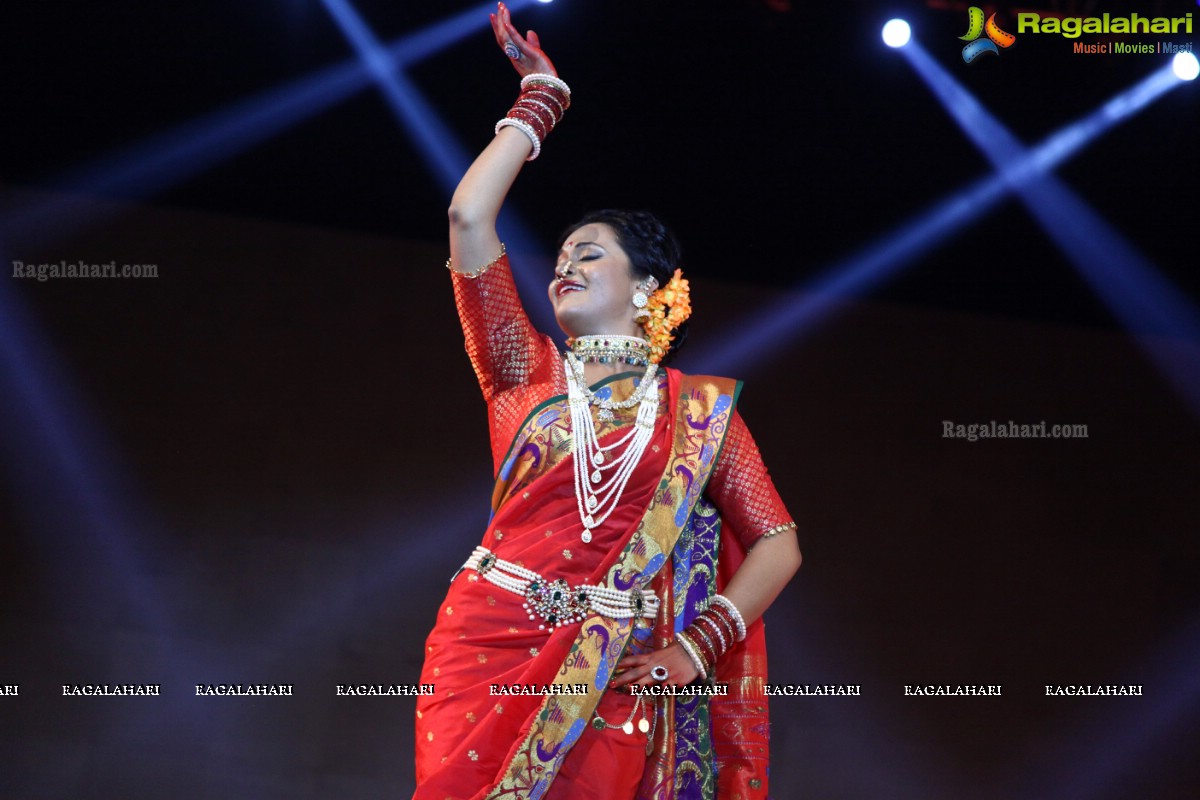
(462, 546), (660, 632)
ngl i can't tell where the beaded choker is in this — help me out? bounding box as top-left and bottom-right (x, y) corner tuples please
(570, 335), (651, 367)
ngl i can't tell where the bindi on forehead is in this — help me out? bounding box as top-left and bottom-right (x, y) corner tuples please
(566, 224), (612, 246)
(561, 240), (602, 256)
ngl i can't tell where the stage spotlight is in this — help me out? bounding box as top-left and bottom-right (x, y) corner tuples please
(882, 19), (911, 48)
(697, 52), (1194, 382)
(1173, 52), (1199, 81)
(900, 42), (1200, 413)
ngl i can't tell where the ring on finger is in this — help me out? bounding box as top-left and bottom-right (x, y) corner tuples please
(650, 665), (669, 682)
(504, 42), (522, 60)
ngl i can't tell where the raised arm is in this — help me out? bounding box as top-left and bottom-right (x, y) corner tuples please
(447, 2), (562, 273)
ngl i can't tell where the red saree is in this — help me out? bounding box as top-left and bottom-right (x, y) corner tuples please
(414, 255), (793, 800)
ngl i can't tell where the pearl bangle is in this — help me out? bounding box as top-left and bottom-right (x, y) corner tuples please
(712, 594), (747, 642)
(495, 117), (542, 161)
(675, 631), (708, 680)
(521, 73), (571, 101)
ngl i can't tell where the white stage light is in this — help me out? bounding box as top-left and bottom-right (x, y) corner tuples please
(1172, 52), (1199, 81)
(882, 19), (911, 48)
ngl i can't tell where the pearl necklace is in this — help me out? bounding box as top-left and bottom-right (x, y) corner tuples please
(564, 353), (660, 544)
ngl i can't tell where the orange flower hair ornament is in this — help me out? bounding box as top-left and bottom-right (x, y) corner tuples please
(641, 269), (691, 364)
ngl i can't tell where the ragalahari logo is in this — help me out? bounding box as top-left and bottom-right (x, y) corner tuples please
(960, 6), (1016, 62)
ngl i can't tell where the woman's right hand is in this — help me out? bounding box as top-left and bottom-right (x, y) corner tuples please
(490, 1), (558, 78)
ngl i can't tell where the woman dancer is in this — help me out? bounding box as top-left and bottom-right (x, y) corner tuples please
(414, 5), (802, 798)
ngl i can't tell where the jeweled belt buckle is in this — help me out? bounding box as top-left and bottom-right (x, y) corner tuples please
(522, 578), (589, 631)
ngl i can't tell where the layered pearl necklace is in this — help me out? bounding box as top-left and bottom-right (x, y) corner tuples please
(564, 336), (659, 544)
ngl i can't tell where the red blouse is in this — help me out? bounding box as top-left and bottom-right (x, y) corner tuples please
(451, 254), (794, 550)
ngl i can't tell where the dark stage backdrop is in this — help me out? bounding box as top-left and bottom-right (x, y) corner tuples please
(1, 188), (1198, 798)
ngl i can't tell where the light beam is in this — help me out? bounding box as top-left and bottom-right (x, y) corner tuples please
(693, 50), (1197, 397)
(901, 43), (1200, 413)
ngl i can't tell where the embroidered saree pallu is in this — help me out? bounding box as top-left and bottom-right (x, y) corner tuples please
(483, 375), (739, 799)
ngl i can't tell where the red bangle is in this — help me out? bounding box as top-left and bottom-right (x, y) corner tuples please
(685, 617), (724, 668)
(690, 622), (720, 664)
(495, 76), (571, 162)
(507, 107), (548, 141)
(695, 614), (730, 658)
(521, 88), (566, 120)
(707, 605), (738, 645)
(527, 88), (568, 118)
(711, 595), (748, 641)
(511, 102), (553, 136)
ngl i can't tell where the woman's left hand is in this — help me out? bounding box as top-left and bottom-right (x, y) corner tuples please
(609, 642), (700, 689)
